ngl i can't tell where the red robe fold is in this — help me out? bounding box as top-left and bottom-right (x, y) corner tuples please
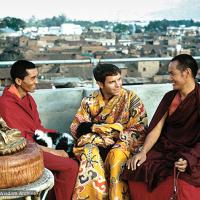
(0, 87), (78, 200)
(0, 87), (56, 141)
(123, 83), (200, 191)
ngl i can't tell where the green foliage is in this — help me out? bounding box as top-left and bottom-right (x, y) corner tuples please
(145, 19), (200, 32)
(93, 21), (113, 28)
(113, 23), (129, 34)
(37, 14), (67, 27)
(0, 17), (26, 31)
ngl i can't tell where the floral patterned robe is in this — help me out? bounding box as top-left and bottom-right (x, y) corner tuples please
(71, 88), (148, 200)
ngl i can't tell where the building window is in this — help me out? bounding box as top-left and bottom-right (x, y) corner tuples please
(143, 67), (146, 72)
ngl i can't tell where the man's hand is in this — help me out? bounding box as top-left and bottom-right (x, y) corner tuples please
(126, 151), (146, 171)
(175, 158), (187, 172)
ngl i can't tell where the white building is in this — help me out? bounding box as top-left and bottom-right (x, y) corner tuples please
(38, 27), (49, 35)
(89, 26), (105, 33)
(48, 26), (60, 35)
(167, 26), (200, 36)
(23, 27), (38, 34)
(60, 23), (83, 35)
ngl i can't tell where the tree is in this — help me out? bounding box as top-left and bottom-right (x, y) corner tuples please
(0, 17), (26, 31)
(37, 14), (67, 27)
(145, 19), (200, 32)
(113, 23), (129, 34)
(93, 21), (113, 28)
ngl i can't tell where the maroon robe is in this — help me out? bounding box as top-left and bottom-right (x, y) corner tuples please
(123, 83), (200, 191)
(0, 87), (56, 141)
(0, 87), (79, 200)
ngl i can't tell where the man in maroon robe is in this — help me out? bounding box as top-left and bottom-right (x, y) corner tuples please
(123, 54), (200, 200)
(0, 60), (78, 200)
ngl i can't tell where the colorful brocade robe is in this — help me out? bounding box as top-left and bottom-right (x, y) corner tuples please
(71, 88), (148, 200)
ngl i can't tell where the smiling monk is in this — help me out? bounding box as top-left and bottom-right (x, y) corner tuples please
(0, 60), (78, 200)
(123, 54), (200, 200)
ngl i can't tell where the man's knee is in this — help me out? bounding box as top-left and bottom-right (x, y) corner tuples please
(107, 147), (129, 162)
(57, 159), (79, 181)
(105, 148), (129, 174)
(67, 158), (79, 173)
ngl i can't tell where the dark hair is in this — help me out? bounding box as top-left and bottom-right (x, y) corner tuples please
(170, 54), (198, 78)
(10, 60), (36, 83)
(93, 63), (121, 83)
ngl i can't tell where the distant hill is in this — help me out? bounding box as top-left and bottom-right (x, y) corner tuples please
(149, 0), (200, 21)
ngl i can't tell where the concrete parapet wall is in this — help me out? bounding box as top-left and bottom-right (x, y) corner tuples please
(126, 83), (172, 122)
(32, 88), (84, 133)
(0, 83), (173, 133)
(34, 83), (172, 132)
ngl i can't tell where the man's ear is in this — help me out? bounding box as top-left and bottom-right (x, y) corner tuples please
(185, 67), (192, 77)
(15, 78), (22, 86)
(97, 81), (104, 89)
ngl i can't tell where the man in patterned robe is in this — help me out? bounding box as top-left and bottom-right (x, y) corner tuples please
(70, 63), (148, 200)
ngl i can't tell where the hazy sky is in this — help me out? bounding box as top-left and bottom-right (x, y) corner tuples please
(1, 0), (200, 21)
